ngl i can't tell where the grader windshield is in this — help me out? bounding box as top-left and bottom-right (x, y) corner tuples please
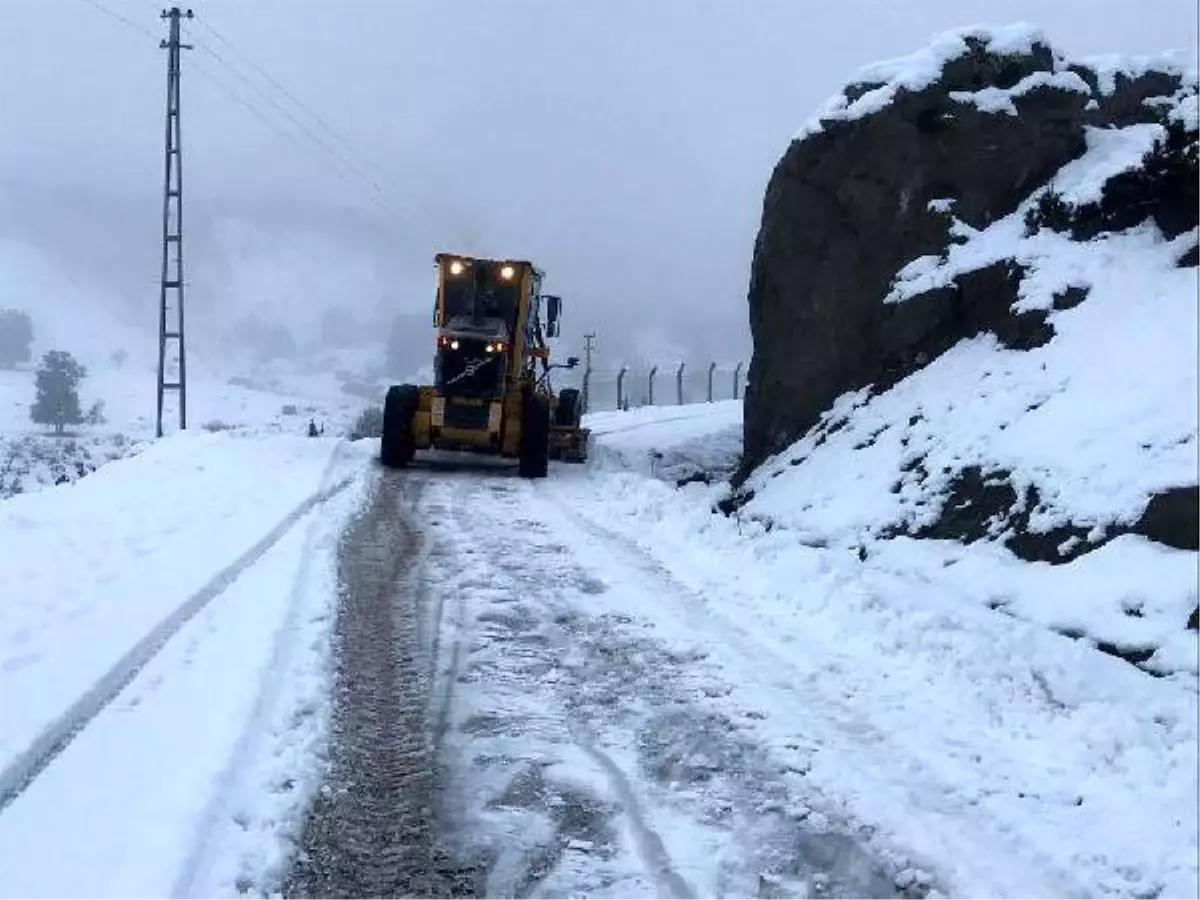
(438, 256), (524, 330)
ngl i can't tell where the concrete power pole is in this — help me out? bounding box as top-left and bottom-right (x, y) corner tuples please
(581, 332), (596, 414)
(156, 6), (193, 438)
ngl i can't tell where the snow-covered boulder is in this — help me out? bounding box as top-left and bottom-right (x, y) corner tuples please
(733, 24), (1197, 675)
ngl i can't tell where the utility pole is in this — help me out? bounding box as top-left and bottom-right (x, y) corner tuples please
(581, 332), (596, 414)
(156, 6), (193, 438)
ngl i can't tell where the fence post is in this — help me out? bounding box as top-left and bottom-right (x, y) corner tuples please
(648, 366), (658, 406)
(616, 365), (628, 411)
(733, 361), (744, 399)
(676, 362), (685, 405)
(707, 361), (716, 402)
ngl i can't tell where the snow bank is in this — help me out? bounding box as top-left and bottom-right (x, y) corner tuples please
(572, 418), (1198, 898)
(0, 431), (343, 777)
(584, 401), (742, 481)
(0, 441), (372, 899)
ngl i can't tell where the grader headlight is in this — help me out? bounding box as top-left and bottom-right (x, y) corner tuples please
(449, 259), (467, 276)
(499, 264), (516, 281)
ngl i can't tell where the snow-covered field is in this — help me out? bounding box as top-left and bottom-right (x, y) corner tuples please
(0, 359), (374, 500)
(0, 430), (374, 897)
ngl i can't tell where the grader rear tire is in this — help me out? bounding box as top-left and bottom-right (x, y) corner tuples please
(555, 388), (582, 427)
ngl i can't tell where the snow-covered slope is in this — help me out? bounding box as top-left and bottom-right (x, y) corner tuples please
(578, 403), (1198, 898)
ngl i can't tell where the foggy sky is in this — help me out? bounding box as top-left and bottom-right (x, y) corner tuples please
(2, 0), (1196, 374)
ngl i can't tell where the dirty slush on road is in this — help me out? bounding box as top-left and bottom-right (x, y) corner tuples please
(284, 463), (906, 899)
(283, 469), (482, 898)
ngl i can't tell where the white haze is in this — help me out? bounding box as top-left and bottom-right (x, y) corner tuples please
(1, 0), (1195, 379)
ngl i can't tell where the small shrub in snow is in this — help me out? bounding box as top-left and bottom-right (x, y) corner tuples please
(202, 419), (234, 433)
(0, 433), (144, 499)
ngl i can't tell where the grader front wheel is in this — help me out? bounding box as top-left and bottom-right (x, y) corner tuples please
(380, 384), (419, 468)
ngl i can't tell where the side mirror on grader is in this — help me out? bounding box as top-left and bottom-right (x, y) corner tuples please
(378, 254), (590, 477)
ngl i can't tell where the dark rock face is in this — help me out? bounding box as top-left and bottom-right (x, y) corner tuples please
(1024, 120), (1199, 242)
(1133, 485), (1199, 551)
(904, 465), (1098, 564)
(740, 35), (1195, 479)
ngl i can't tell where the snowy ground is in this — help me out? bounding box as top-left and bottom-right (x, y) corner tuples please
(0, 359), (373, 499)
(0, 431), (374, 898)
(565, 409), (1198, 898)
(0, 402), (1193, 899)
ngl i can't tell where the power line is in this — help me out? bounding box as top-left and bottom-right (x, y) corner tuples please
(189, 33), (390, 202)
(188, 13), (445, 229)
(76, 0), (159, 41)
(70, 0), (413, 231)
(186, 57), (407, 230)
(193, 15), (392, 185)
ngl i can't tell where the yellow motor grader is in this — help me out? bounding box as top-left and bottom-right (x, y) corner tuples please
(379, 253), (589, 477)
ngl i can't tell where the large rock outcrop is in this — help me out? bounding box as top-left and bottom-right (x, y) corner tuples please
(740, 26), (1197, 479)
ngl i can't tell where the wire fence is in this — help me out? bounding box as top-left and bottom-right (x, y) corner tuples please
(555, 362), (747, 413)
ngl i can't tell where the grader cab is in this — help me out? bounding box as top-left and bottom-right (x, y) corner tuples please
(379, 253), (589, 477)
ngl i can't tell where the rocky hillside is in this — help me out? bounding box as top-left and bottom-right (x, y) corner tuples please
(731, 24), (1197, 674)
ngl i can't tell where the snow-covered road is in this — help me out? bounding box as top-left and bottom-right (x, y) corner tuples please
(414, 461), (902, 899)
(0, 406), (1194, 899)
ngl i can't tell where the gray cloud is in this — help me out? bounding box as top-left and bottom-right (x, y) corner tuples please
(2, 0), (1195, 373)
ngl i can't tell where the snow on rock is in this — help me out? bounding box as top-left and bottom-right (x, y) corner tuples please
(741, 22), (1197, 680)
(795, 23), (1058, 139)
(949, 69), (1091, 116)
(0, 431), (345, 778)
(1082, 49), (1199, 97)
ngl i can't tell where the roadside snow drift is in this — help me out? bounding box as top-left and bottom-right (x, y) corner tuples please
(577, 404), (1198, 899)
(0, 432), (342, 775)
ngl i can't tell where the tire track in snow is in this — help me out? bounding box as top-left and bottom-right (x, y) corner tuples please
(170, 460), (364, 898)
(416, 470), (699, 898)
(576, 741), (696, 900)
(0, 444), (353, 817)
(283, 468), (479, 899)
(539, 479), (1096, 899)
